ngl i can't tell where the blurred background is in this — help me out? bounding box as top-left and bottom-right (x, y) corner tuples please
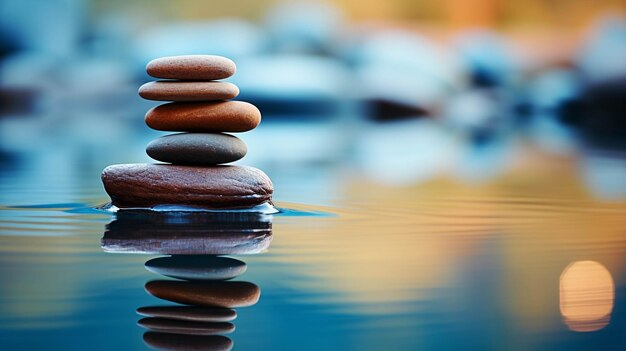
(1, 1), (626, 350)
(1, 0), (626, 205)
(1, 0), (626, 201)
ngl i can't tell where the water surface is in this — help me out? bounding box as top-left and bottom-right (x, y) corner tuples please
(1, 122), (626, 350)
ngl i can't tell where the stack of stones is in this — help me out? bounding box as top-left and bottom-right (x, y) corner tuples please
(102, 55), (273, 210)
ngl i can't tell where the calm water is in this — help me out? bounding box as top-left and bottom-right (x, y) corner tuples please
(1, 118), (626, 350)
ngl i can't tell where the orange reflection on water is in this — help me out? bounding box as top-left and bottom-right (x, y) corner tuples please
(560, 261), (614, 332)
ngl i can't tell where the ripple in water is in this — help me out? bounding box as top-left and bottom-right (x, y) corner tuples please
(94, 201), (332, 217)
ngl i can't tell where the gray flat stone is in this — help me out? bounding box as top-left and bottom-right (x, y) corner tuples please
(146, 133), (246, 165)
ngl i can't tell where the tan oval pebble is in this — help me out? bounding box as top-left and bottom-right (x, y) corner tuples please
(101, 164), (273, 209)
(146, 55), (236, 80)
(139, 81), (239, 102)
(145, 101), (261, 133)
(145, 280), (261, 308)
(143, 332), (233, 351)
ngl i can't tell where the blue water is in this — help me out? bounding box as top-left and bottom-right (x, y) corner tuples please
(1, 120), (626, 350)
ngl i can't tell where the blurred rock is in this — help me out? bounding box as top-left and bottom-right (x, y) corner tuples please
(577, 16), (626, 84)
(454, 30), (519, 88)
(135, 19), (266, 68)
(354, 119), (460, 185)
(232, 54), (353, 118)
(349, 30), (465, 117)
(563, 76), (626, 148)
(264, 1), (346, 55)
(0, 0), (84, 56)
(580, 151), (626, 200)
(364, 98), (429, 121)
(442, 89), (507, 143)
(0, 52), (58, 91)
(0, 87), (38, 116)
(527, 68), (581, 114)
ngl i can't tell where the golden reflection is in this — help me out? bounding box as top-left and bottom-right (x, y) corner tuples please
(271, 148), (626, 323)
(560, 261), (614, 332)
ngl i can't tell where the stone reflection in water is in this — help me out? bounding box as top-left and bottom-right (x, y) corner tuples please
(100, 211), (272, 351)
(137, 306), (237, 322)
(559, 260), (615, 332)
(143, 332), (234, 351)
(137, 317), (235, 335)
(145, 256), (248, 281)
(101, 211), (272, 255)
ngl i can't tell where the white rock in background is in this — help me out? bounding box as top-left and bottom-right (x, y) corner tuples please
(233, 54), (352, 100)
(578, 15), (626, 84)
(354, 119), (461, 186)
(442, 89), (503, 134)
(350, 30), (465, 109)
(580, 151), (626, 200)
(134, 19), (267, 66)
(0, 0), (84, 56)
(526, 68), (581, 112)
(453, 30), (519, 87)
(264, 1), (346, 54)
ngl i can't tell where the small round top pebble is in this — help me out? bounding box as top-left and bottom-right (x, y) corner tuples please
(146, 55), (236, 80)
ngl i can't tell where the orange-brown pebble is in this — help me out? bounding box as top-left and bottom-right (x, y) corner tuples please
(145, 101), (261, 133)
(138, 81), (239, 102)
(146, 55), (236, 80)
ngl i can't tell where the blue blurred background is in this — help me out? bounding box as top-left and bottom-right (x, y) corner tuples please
(0, 0), (625, 203)
(1, 2), (626, 350)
